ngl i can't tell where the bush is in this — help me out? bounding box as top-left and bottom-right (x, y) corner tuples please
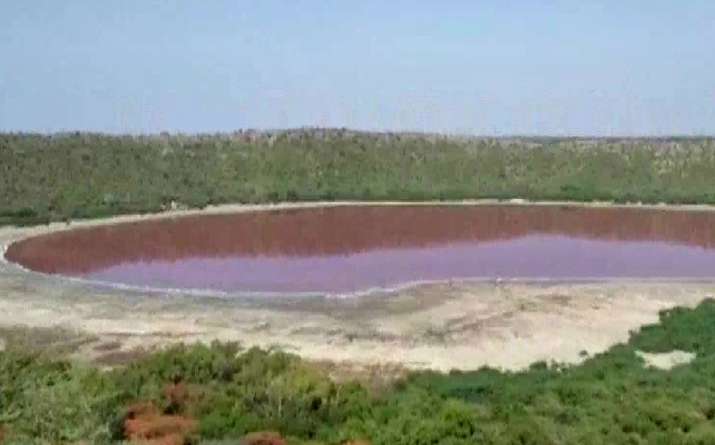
(2, 300), (715, 443)
(2, 131), (714, 225)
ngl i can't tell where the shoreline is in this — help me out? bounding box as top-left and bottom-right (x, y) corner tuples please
(5, 197), (715, 233)
(1, 200), (715, 372)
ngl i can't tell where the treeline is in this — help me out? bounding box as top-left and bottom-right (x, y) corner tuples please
(1, 130), (715, 225)
(2, 300), (715, 444)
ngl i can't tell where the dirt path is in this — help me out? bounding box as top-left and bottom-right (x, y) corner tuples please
(1, 200), (714, 371)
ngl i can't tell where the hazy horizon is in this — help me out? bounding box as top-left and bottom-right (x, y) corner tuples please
(3, 127), (715, 139)
(2, 1), (714, 136)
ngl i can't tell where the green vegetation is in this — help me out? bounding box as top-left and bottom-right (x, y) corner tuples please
(2, 130), (715, 225)
(2, 300), (715, 444)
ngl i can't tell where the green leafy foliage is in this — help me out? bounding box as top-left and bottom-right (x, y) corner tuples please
(2, 131), (714, 226)
(2, 301), (715, 443)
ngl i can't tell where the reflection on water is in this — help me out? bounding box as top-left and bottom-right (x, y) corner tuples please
(6, 205), (715, 293)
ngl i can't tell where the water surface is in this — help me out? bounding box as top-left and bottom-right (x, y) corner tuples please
(6, 205), (715, 294)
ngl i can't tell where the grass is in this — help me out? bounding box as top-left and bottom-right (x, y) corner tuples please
(2, 130), (715, 226)
(2, 300), (715, 444)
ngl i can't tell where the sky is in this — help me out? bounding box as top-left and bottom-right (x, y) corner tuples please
(1, 1), (714, 136)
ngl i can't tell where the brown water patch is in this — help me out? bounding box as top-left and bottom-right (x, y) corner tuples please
(6, 205), (715, 294)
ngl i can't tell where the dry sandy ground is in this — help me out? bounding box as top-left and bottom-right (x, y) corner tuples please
(1, 200), (714, 372)
(635, 350), (696, 370)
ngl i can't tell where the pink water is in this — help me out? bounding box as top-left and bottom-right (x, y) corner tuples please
(7, 205), (715, 294)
